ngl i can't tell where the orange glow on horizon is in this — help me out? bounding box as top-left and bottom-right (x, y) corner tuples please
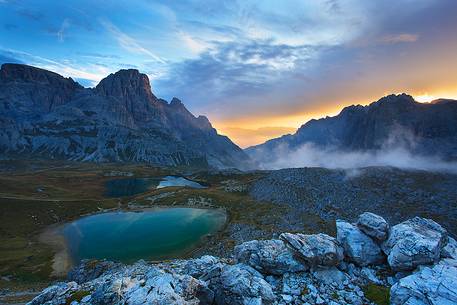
(214, 89), (457, 148)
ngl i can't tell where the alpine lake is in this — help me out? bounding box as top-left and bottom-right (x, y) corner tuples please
(46, 175), (224, 268)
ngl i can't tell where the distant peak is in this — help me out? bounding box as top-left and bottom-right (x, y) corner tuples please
(170, 97), (184, 107)
(374, 93), (416, 106)
(430, 98), (457, 105)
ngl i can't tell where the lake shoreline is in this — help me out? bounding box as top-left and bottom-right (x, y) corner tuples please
(39, 206), (228, 277)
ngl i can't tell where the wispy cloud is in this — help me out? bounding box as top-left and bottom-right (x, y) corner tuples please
(381, 33), (419, 44)
(56, 18), (70, 42)
(100, 19), (166, 64)
(0, 47), (108, 86)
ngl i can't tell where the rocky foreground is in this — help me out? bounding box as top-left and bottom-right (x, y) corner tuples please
(29, 212), (457, 305)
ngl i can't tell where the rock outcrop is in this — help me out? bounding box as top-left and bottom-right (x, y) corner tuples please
(390, 259), (457, 305)
(0, 63), (250, 169)
(357, 212), (390, 242)
(336, 220), (385, 266)
(234, 239), (306, 275)
(382, 217), (448, 271)
(279, 233), (344, 267)
(29, 213), (457, 305)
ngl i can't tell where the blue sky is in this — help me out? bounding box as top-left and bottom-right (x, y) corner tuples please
(1, 0), (457, 146)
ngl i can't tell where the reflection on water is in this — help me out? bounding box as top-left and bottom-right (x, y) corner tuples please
(157, 176), (206, 189)
(104, 176), (205, 197)
(61, 208), (226, 264)
(104, 178), (158, 197)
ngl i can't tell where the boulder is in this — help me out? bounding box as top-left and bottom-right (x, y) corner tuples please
(183, 255), (222, 278)
(390, 259), (457, 305)
(337, 220), (385, 266)
(382, 217), (448, 271)
(441, 237), (457, 260)
(204, 263), (275, 305)
(234, 239), (307, 275)
(357, 212), (389, 242)
(280, 233), (344, 267)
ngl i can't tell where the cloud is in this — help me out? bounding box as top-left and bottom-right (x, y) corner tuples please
(253, 142), (457, 173)
(100, 19), (166, 64)
(56, 19), (70, 42)
(381, 33), (419, 44)
(0, 53), (23, 64)
(250, 127), (457, 173)
(16, 8), (44, 21)
(156, 40), (316, 104)
(0, 47), (108, 86)
(76, 52), (120, 59)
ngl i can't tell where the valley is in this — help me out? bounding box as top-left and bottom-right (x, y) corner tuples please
(1, 160), (456, 304)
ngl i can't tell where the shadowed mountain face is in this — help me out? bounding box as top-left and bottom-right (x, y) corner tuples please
(247, 94), (457, 166)
(0, 63), (249, 168)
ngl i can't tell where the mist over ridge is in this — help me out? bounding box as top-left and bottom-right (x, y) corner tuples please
(247, 94), (457, 172)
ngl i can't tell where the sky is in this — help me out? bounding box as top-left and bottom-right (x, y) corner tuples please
(1, 0), (457, 148)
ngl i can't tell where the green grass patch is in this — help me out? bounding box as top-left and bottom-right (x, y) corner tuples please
(363, 284), (390, 305)
(66, 290), (91, 305)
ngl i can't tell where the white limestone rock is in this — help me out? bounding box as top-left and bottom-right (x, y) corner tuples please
(234, 239), (307, 275)
(207, 263), (275, 305)
(357, 212), (390, 242)
(382, 217), (448, 271)
(280, 233), (344, 267)
(441, 237), (457, 260)
(390, 259), (457, 305)
(337, 220), (385, 266)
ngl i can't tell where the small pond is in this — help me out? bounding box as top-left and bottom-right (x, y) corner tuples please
(104, 177), (159, 197)
(60, 208), (226, 264)
(104, 176), (205, 197)
(157, 176), (206, 189)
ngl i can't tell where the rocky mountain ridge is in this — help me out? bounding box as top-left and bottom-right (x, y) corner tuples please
(247, 94), (457, 164)
(0, 63), (249, 168)
(29, 212), (457, 305)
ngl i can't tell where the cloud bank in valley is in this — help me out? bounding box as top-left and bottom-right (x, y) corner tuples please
(255, 143), (457, 173)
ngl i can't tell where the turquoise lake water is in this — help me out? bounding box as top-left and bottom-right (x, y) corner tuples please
(104, 176), (205, 197)
(61, 208), (226, 264)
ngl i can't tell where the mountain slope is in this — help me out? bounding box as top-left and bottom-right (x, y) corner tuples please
(247, 94), (457, 164)
(0, 63), (249, 168)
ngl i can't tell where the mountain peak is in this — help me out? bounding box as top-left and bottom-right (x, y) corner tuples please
(95, 69), (157, 102)
(372, 93), (416, 107)
(0, 63), (82, 88)
(170, 97), (184, 107)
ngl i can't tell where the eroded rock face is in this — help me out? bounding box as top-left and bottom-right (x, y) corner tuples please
(280, 233), (344, 267)
(337, 220), (385, 266)
(357, 212), (390, 242)
(382, 217), (448, 271)
(0, 64), (250, 169)
(390, 259), (457, 305)
(234, 239), (307, 275)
